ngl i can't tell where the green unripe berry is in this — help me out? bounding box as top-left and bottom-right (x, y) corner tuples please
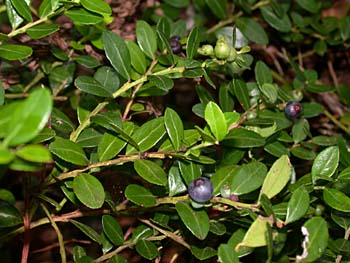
(214, 37), (231, 59)
(198, 44), (214, 56)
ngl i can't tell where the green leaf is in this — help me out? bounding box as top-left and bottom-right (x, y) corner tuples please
(260, 155), (291, 199)
(298, 217), (328, 262)
(124, 184), (157, 207)
(285, 186), (309, 224)
(211, 165), (238, 195)
(94, 66), (120, 93)
(80, 0), (111, 15)
(340, 16), (350, 41)
(231, 78), (250, 110)
(236, 17), (268, 45)
(236, 217), (268, 249)
(191, 246), (217, 260)
(38, 0), (59, 18)
(261, 83), (278, 104)
(291, 146), (316, 160)
(76, 128), (102, 148)
(126, 117), (166, 154)
(312, 146), (339, 183)
(70, 219), (102, 244)
(0, 83), (4, 106)
(156, 30), (175, 64)
(5, 89), (52, 146)
(168, 166), (187, 196)
(75, 76), (112, 97)
(255, 61), (272, 86)
(136, 20), (157, 60)
(49, 137), (89, 166)
(102, 215), (124, 246)
(205, 0), (227, 19)
(65, 8), (103, 25)
(10, 0), (32, 21)
(175, 202), (210, 240)
(219, 84), (234, 112)
(73, 173), (105, 209)
(218, 244), (239, 263)
(231, 162), (267, 195)
(16, 145), (52, 163)
(323, 188), (350, 212)
(204, 101), (228, 141)
(134, 159), (167, 186)
(109, 255), (127, 263)
(186, 26), (201, 59)
(0, 200), (23, 227)
(0, 147), (16, 164)
(135, 240), (159, 260)
(6, 0), (24, 29)
(223, 128), (265, 148)
(178, 160), (201, 185)
(0, 44), (32, 60)
(125, 40), (147, 74)
(98, 122), (133, 161)
(292, 119), (310, 144)
(27, 23), (59, 39)
(296, 0), (319, 13)
(260, 5), (291, 32)
(0, 189), (16, 205)
(75, 55), (100, 68)
(102, 31), (131, 80)
(163, 0), (189, 8)
(164, 107), (184, 150)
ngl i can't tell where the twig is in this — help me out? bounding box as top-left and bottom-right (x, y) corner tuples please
(21, 176), (31, 263)
(323, 110), (350, 136)
(40, 204), (67, 263)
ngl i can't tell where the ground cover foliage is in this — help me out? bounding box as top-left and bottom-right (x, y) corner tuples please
(0, 0), (350, 262)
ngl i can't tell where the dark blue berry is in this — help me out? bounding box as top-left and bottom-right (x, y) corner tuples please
(285, 101), (302, 120)
(188, 177), (214, 203)
(169, 36), (182, 54)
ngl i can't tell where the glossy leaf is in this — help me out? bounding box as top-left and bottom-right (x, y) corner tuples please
(260, 5), (291, 32)
(191, 246), (217, 260)
(164, 107), (184, 150)
(297, 217), (328, 262)
(76, 128), (102, 148)
(218, 244), (239, 263)
(168, 166), (187, 196)
(10, 0), (32, 21)
(186, 26), (201, 59)
(292, 119), (310, 144)
(236, 217), (268, 249)
(312, 146), (339, 183)
(205, 0), (227, 19)
(102, 215), (124, 246)
(6, 0), (24, 29)
(211, 165), (238, 195)
(296, 0), (319, 13)
(27, 23), (59, 39)
(126, 117), (166, 154)
(255, 61), (272, 87)
(236, 17), (268, 45)
(5, 89), (52, 146)
(178, 160), (201, 185)
(175, 202), (210, 240)
(136, 20), (157, 59)
(125, 40), (147, 74)
(98, 122), (133, 161)
(49, 137), (89, 166)
(16, 145), (52, 163)
(223, 128), (265, 148)
(135, 240), (159, 260)
(75, 76), (112, 97)
(134, 159), (167, 186)
(70, 219), (102, 244)
(102, 31), (131, 80)
(65, 8), (103, 25)
(323, 188), (350, 212)
(285, 186), (309, 224)
(75, 55), (100, 68)
(0, 200), (23, 227)
(231, 78), (250, 110)
(260, 155), (291, 199)
(290, 146), (316, 160)
(0, 44), (33, 60)
(109, 255), (127, 263)
(73, 173), (105, 209)
(125, 184), (156, 207)
(80, 0), (111, 15)
(231, 162), (267, 195)
(38, 0), (59, 18)
(204, 101), (228, 141)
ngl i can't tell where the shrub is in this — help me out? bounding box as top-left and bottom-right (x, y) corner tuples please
(0, 0), (350, 262)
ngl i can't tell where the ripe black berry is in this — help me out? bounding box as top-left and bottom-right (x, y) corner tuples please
(169, 36), (182, 54)
(188, 177), (214, 203)
(285, 101), (302, 120)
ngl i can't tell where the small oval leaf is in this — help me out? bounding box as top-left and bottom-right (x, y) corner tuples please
(134, 159), (167, 186)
